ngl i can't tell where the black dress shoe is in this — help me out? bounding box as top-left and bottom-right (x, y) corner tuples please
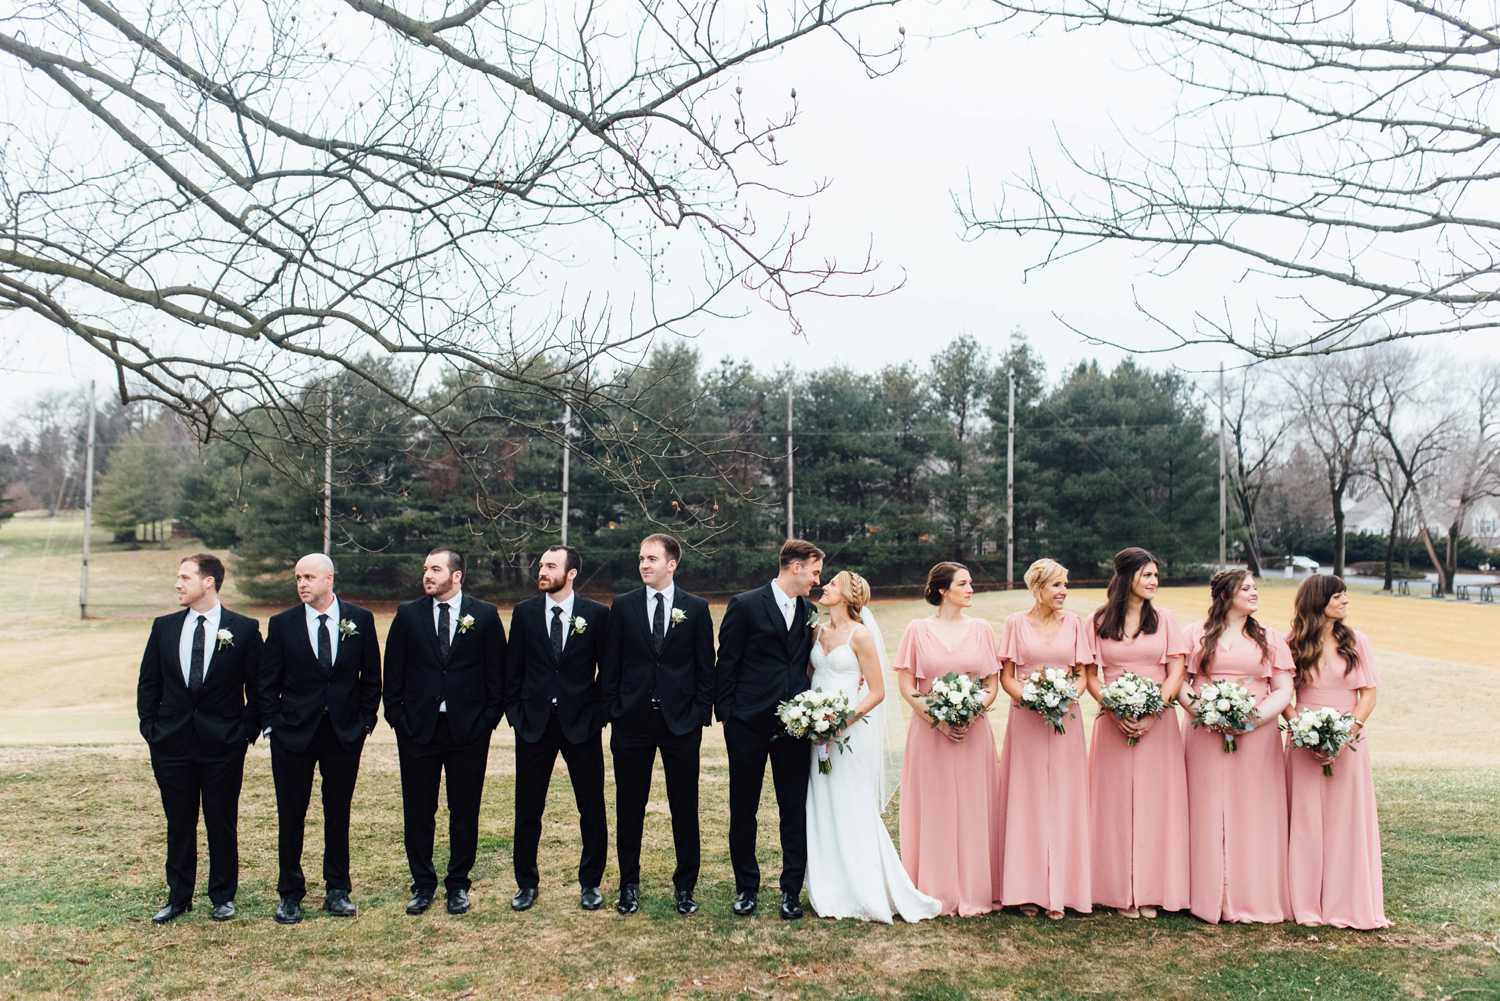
(779, 892), (804, 921)
(731, 891), (757, 917)
(675, 888), (699, 915)
(580, 886), (604, 911)
(323, 891), (357, 918)
(209, 900), (237, 922)
(273, 896), (303, 925)
(406, 890), (434, 915)
(511, 887), (537, 912)
(446, 888), (471, 915)
(616, 884), (640, 915)
(151, 900), (191, 925)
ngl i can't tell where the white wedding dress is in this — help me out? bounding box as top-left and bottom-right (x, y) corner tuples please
(804, 637), (942, 923)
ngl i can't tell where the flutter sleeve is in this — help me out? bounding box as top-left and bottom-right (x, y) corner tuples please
(1349, 631), (1381, 689)
(997, 612), (1024, 668)
(894, 621), (921, 677)
(1069, 612), (1097, 667)
(1182, 624), (1205, 677)
(1159, 608), (1190, 664)
(969, 622), (1001, 679)
(1267, 628), (1295, 677)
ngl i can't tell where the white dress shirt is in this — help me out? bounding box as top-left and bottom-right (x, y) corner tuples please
(432, 590), (462, 712)
(545, 591), (577, 653)
(178, 602), (223, 685)
(769, 579), (796, 630)
(647, 582), (675, 634)
(305, 596), (341, 663)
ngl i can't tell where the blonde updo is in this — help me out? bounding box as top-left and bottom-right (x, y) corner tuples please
(1024, 558), (1068, 601)
(831, 569), (871, 619)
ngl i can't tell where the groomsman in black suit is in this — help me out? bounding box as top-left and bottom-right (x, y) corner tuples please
(505, 544), (611, 912)
(257, 553), (381, 924)
(715, 538), (824, 920)
(383, 548), (505, 916)
(601, 534), (715, 916)
(136, 553), (263, 924)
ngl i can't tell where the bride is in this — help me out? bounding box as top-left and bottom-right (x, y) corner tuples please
(804, 570), (941, 923)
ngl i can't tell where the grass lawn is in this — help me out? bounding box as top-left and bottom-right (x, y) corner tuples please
(0, 511), (1497, 1000)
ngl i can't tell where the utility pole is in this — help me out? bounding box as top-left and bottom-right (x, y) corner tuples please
(1006, 369), (1015, 591)
(785, 384), (794, 539)
(561, 401), (571, 545)
(1218, 363), (1227, 568)
(79, 380), (96, 619)
(322, 383), (333, 556)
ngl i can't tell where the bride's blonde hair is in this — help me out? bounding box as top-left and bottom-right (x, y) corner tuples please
(830, 569), (872, 620)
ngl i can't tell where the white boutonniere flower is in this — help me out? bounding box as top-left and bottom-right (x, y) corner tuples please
(215, 628), (234, 651)
(806, 610), (819, 629)
(670, 608), (687, 626)
(458, 613), (475, 634)
(338, 618), (358, 639)
(572, 615), (588, 636)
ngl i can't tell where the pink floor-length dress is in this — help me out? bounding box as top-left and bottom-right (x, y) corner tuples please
(994, 610), (1093, 914)
(1287, 631), (1390, 929)
(895, 617), (1005, 916)
(1183, 625), (1294, 924)
(1088, 608), (1191, 912)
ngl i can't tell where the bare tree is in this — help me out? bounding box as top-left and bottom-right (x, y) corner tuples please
(961, 1), (1500, 359)
(1221, 367), (1287, 577)
(1439, 364), (1500, 582)
(0, 1), (904, 520)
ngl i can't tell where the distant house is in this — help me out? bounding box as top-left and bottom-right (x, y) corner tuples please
(1344, 492), (1500, 549)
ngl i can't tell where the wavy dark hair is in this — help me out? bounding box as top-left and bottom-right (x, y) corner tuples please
(1197, 569), (1271, 677)
(1287, 574), (1361, 684)
(1092, 547), (1160, 641)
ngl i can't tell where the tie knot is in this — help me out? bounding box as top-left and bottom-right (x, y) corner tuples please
(655, 593), (664, 604)
(197, 614), (207, 625)
(318, 613), (328, 624)
(552, 606), (563, 617)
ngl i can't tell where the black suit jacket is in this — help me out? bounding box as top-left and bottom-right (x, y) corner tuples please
(136, 607), (264, 756)
(382, 594), (505, 745)
(713, 583), (815, 722)
(601, 587), (715, 736)
(505, 594), (610, 744)
(257, 599), (381, 753)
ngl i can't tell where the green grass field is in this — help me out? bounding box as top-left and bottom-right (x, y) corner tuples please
(0, 511), (1496, 1000)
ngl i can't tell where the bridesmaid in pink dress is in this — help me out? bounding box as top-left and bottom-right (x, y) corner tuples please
(1085, 547), (1190, 919)
(995, 558), (1094, 919)
(1284, 575), (1389, 929)
(894, 562), (1005, 916)
(1182, 569), (1294, 924)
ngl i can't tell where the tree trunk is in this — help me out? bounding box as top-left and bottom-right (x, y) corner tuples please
(1411, 493), (1449, 593)
(1332, 505), (1347, 579)
(1446, 521), (1460, 587)
(1383, 508), (1399, 591)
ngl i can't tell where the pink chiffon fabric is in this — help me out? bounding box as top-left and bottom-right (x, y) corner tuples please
(1088, 607), (1191, 912)
(994, 610), (1094, 913)
(894, 617), (1005, 915)
(1183, 623), (1294, 923)
(1286, 630), (1390, 929)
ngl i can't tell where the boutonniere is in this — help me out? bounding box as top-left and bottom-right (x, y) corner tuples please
(458, 613), (475, 634)
(215, 628), (234, 651)
(572, 615), (588, 636)
(338, 618), (358, 639)
(670, 608), (687, 626)
(806, 609), (819, 629)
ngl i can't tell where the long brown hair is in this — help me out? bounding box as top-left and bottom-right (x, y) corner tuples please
(1287, 574), (1361, 684)
(1093, 547), (1160, 641)
(1197, 569), (1271, 677)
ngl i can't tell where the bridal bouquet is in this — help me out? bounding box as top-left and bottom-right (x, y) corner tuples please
(1189, 679), (1258, 753)
(1281, 707), (1359, 777)
(776, 688), (857, 774)
(924, 672), (988, 729)
(1020, 667), (1081, 735)
(1098, 672), (1166, 746)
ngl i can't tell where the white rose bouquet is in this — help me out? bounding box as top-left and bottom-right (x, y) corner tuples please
(1188, 679), (1258, 753)
(1280, 706), (1359, 777)
(776, 688), (858, 774)
(1020, 667), (1082, 735)
(1098, 672), (1167, 747)
(923, 672), (989, 730)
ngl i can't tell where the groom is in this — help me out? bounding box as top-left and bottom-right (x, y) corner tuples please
(715, 538), (824, 919)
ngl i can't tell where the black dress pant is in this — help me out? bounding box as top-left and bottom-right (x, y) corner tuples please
(513, 712), (608, 890)
(270, 716), (363, 900)
(611, 706), (701, 891)
(724, 710), (811, 896)
(396, 715), (491, 895)
(149, 737), (247, 907)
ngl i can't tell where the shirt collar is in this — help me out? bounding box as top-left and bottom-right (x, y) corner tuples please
(647, 582), (674, 605)
(769, 579), (795, 609)
(434, 590), (462, 611)
(189, 602), (222, 623)
(545, 591), (575, 619)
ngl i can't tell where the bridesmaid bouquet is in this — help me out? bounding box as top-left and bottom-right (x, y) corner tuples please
(776, 689), (857, 774)
(1098, 673), (1166, 746)
(923, 672), (988, 729)
(1189, 680), (1258, 753)
(1280, 707), (1359, 777)
(1020, 667), (1082, 735)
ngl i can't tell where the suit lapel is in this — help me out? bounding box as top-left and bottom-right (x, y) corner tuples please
(420, 596), (446, 665)
(760, 584), (794, 655)
(539, 599), (561, 667)
(636, 588), (656, 655)
(165, 608), (188, 688)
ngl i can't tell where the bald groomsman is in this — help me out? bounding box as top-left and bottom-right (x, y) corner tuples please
(257, 554), (381, 924)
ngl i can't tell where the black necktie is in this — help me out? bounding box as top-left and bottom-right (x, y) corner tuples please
(550, 606), (564, 658)
(189, 614), (206, 693)
(652, 593), (665, 653)
(317, 613), (332, 671)
(437, 602), (451, 660)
